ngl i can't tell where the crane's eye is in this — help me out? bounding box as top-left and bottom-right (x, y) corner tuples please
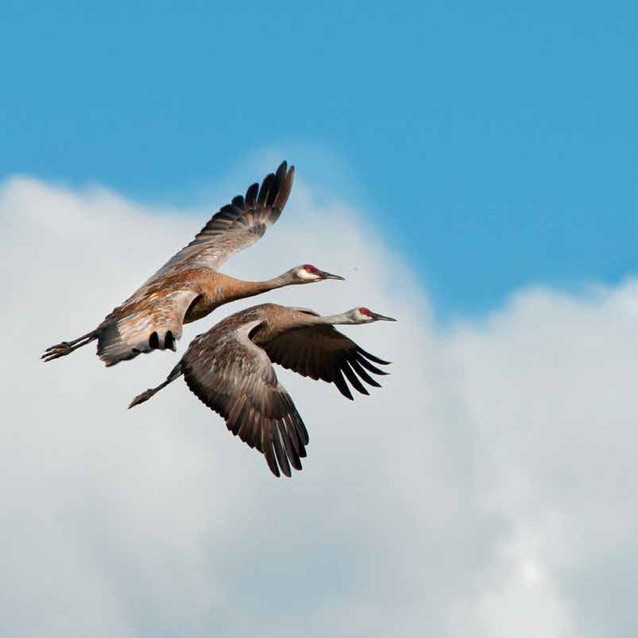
(359, 307), (372, 316)
(303, 264), (318, 274)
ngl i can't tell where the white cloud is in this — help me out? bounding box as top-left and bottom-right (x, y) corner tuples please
(1, 172), (637, 637)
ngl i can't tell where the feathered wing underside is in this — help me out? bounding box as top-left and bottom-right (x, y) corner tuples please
(262, 325), (390, 400)
(147, 161), (294, 282)
(97, 288), (199, 366)
(181, 320), (309, 477)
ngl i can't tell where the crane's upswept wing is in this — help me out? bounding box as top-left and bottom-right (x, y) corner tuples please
(147, 161), (294, 283)
(262, 324), (390, 400)
(180, 320), (309, 477)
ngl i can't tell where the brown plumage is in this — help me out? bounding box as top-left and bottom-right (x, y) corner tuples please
(42, 162), (344, 366)
(128, 303), (396, 477)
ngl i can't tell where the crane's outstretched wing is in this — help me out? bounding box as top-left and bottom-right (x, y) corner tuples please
(97, 288), (200, 366)
(180, 320), (309, 477)
(262, 323), (390, 400)
(147, 161), (294, 283)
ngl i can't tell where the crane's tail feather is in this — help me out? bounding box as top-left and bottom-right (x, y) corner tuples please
(41, 330), (98, 362)
(128, 365), (183, 409)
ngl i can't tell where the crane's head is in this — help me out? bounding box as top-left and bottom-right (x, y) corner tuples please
(289, 264), (345, 284)
(348, 307), (397, 323)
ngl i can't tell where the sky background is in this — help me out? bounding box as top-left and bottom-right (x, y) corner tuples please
(2, 2), (638, 637)
(2, 0), (637, 316)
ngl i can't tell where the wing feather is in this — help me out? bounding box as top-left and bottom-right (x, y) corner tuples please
(147, 162), (294, 281)
(181, 318), (308, 477)
(97, 288), (199, 366)
(262, 325), (390, 400)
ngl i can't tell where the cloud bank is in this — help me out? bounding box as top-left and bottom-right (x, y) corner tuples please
(1, 173), (637, 637)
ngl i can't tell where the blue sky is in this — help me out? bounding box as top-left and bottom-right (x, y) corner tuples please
(2, 0), (636, 316)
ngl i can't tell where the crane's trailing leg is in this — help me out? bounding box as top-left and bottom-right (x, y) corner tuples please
(128, 364), (183, 409)
(41, 330), (98, 362)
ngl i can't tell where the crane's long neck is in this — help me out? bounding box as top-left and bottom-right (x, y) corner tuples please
(232, 274), (291, 300)
(308, 312), (358, 326)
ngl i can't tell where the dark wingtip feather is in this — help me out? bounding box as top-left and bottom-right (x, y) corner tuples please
(356, 346), (391, 365)
(273, 163), (294, 211)
(350, 359), (382, 388)
(333, 369), (354, 400)
(245, 182), (259, 205)
(357, 356), (389, 376)
(342, 361), (370, 396)
(188, 162), (295, 248)
(264, 443), (281, 477)
(281, 426), (303, 471)
(257, 172), (276, 206)
(275, 161), (288, 179)
(272, 428), (292, 477)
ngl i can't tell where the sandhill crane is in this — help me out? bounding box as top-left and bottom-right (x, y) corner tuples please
(128, 303), (396, 477)
(42, 162), (344, 366)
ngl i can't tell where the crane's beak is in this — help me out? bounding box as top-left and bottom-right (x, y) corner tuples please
(319, 270), (345, 281)
(370, 311), (397, 321)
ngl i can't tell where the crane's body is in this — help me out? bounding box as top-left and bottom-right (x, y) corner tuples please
(129, 303), (396, 477)
(42, 162), (343, 367)
(95, 269), (313, 363)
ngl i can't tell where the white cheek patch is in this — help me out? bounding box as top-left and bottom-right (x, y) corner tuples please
(298, 269), (319, 281)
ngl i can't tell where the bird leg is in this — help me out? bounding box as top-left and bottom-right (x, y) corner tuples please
(128, 364), (183, 409)
(41, 331), (97, 362)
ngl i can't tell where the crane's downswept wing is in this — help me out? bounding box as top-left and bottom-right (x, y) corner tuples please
(97, 288), (199, 366)
(147, 161), (294, 283)
(262, 323), (391, 400)
(180, 320), (309, 477)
